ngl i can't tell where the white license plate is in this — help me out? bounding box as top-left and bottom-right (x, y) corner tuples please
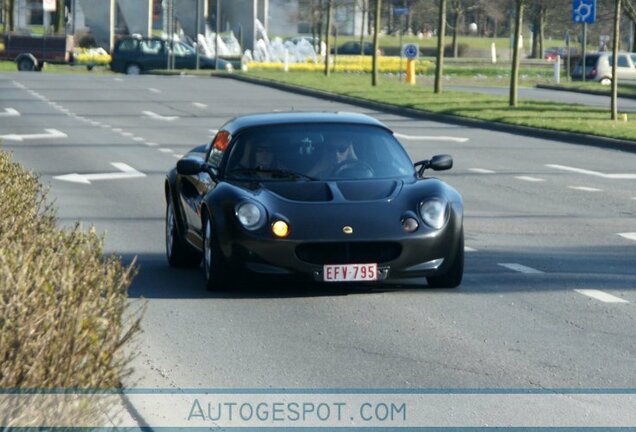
(323, 263), (378, 282)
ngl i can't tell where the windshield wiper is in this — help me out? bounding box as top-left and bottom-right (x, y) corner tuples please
(226, 167), (317, 181)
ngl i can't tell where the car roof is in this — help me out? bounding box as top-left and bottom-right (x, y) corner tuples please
(220, 112), (391, 135)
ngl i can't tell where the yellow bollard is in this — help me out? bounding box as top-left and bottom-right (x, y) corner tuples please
(406, 59), (416, 85)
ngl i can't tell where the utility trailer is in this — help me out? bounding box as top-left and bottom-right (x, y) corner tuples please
(1, 33), (74, 71)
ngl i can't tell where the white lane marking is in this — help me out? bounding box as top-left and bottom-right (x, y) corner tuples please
(132, 137), (145, 142)
(209, 129), (219, 135)
(193, 102), (208, 108)
(54, 162), (146, 184)
(547, 164), (636, 180)
(113, 128), (123, 132)
(0, 108), (20, 117)
(90, 121), (101, 126)
(394, 133), (469, 143)
(143, 110), (178, 121)
(173, 154), (184, 159)
(114, 78), (124, 82)
(159, 148), (174, 153)
(569, 186), (603, 192)
(100, 124), (110, 128)
(149, 88), (161, 93)
(516, 176), (545, 182)
(618, 233), (636, 241)
(469, 168), (496, 174)
(464, 247), (477, 252)
(121, 132), (134, 137)
(12, 81), (26, 89)
(0, 128), (67, 142)
(574, 289), (629, 304)
(145, 142), (158, 147)
(498, 263), (544, 274)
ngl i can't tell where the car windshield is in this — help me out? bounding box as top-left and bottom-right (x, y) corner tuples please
(224, 123), (415, 181)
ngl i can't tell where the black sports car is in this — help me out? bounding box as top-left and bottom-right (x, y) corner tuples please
(165, 112), (464, 289)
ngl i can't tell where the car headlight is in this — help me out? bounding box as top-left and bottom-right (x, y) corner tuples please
(236, 202), (265, 230)
(419, 199), (448, 230)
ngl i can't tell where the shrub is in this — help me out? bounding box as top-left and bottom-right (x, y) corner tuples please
(0, 150), (142, 423)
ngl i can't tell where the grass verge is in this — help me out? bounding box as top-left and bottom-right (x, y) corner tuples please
(0, 150), (142, 423)
(243, 70), (636, 142)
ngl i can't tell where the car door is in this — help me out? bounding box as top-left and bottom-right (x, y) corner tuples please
(614, 54), (633, 82)
(173, 42), (196, 69)
(139, 38), (166, 70)
(178, 132), (228, 238)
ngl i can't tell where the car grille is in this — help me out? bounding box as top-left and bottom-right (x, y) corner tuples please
(296, 242), (401, 265)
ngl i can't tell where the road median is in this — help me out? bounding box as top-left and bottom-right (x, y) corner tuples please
(219, 72), (636, 153)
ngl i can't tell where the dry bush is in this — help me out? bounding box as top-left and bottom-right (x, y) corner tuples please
(0, 151), (143, 424)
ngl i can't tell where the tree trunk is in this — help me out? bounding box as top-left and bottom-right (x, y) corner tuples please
(452, 10), (460, 58)
(538, 6), (545, 60)
(324, 0), (332, 76)
(8, 0), (15, 32)
(611, 0), (621, 120)
(434, 0), (446, 94)
(359, 0), (367, 55)
(509, 0), (524, 107)
(531, 18), (539, 58)
(372, 0), (381, 86)
(54, 0), (65, 34)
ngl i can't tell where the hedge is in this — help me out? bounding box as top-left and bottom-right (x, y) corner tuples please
(0, 150), (142, 424)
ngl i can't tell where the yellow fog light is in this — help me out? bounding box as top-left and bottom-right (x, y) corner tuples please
(272, 220), (290, 238)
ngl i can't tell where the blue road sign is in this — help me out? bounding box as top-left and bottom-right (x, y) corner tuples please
(573, 0), (596, 24)
(402, 44), (419, 60)
(394, 7), (409, 17)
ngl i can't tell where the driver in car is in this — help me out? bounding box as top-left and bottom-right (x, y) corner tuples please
(309, 135), (358, 177)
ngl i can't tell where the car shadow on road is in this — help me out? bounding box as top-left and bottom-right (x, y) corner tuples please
(122, 253), (398, 299)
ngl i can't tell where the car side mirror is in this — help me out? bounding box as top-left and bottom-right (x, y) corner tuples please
(414, 154), (453, 177)
(176, 156), (206, 176)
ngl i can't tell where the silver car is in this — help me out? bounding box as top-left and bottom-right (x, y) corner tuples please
(572, 52), (636, 85)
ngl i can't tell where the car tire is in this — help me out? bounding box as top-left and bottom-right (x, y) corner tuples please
(17, 57), (36, 71)
(166, 197), (202, 268)
(426, 229), (464, 288)
(203, 215), (231, 291)
(125, 63), (141, 75)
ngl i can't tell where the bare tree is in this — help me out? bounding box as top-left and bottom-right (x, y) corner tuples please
(356, 0), (369, 54)
(611, 0), (621, 120)
(324, 0), (333, 76)
(435, 0), (447, 93)
(4, 0), (15, 33)
(54, 0), (65, 34)
(372, 0), (381, 86)
(509, 0), (524, 107)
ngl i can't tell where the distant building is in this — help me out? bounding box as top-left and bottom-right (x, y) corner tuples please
(268, 0), (368, 38)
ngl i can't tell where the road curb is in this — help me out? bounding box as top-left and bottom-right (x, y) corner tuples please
(218, 74), (636, 154)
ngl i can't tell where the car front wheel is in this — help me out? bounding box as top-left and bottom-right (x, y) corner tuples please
(125, 63), (141, 75)
(426, 229), (464, 288)
(166, 197), (202, 267)
(203, 216), (231, 291)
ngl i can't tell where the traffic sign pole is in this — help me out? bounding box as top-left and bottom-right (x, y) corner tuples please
(582, 23), (587, 82)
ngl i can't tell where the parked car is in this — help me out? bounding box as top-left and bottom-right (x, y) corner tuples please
(330, 41), (381, 56)
(165, 112), (464, 290)
(110, 36), (232, 75)
(571, 52), (636, 85)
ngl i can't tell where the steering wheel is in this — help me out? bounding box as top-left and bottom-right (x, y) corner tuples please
(331, 160), (375, 178)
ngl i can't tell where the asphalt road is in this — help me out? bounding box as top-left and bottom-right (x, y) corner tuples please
(2, 73), (635, 425)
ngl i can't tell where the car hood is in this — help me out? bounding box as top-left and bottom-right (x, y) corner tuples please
(261, 179), (402, 202)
